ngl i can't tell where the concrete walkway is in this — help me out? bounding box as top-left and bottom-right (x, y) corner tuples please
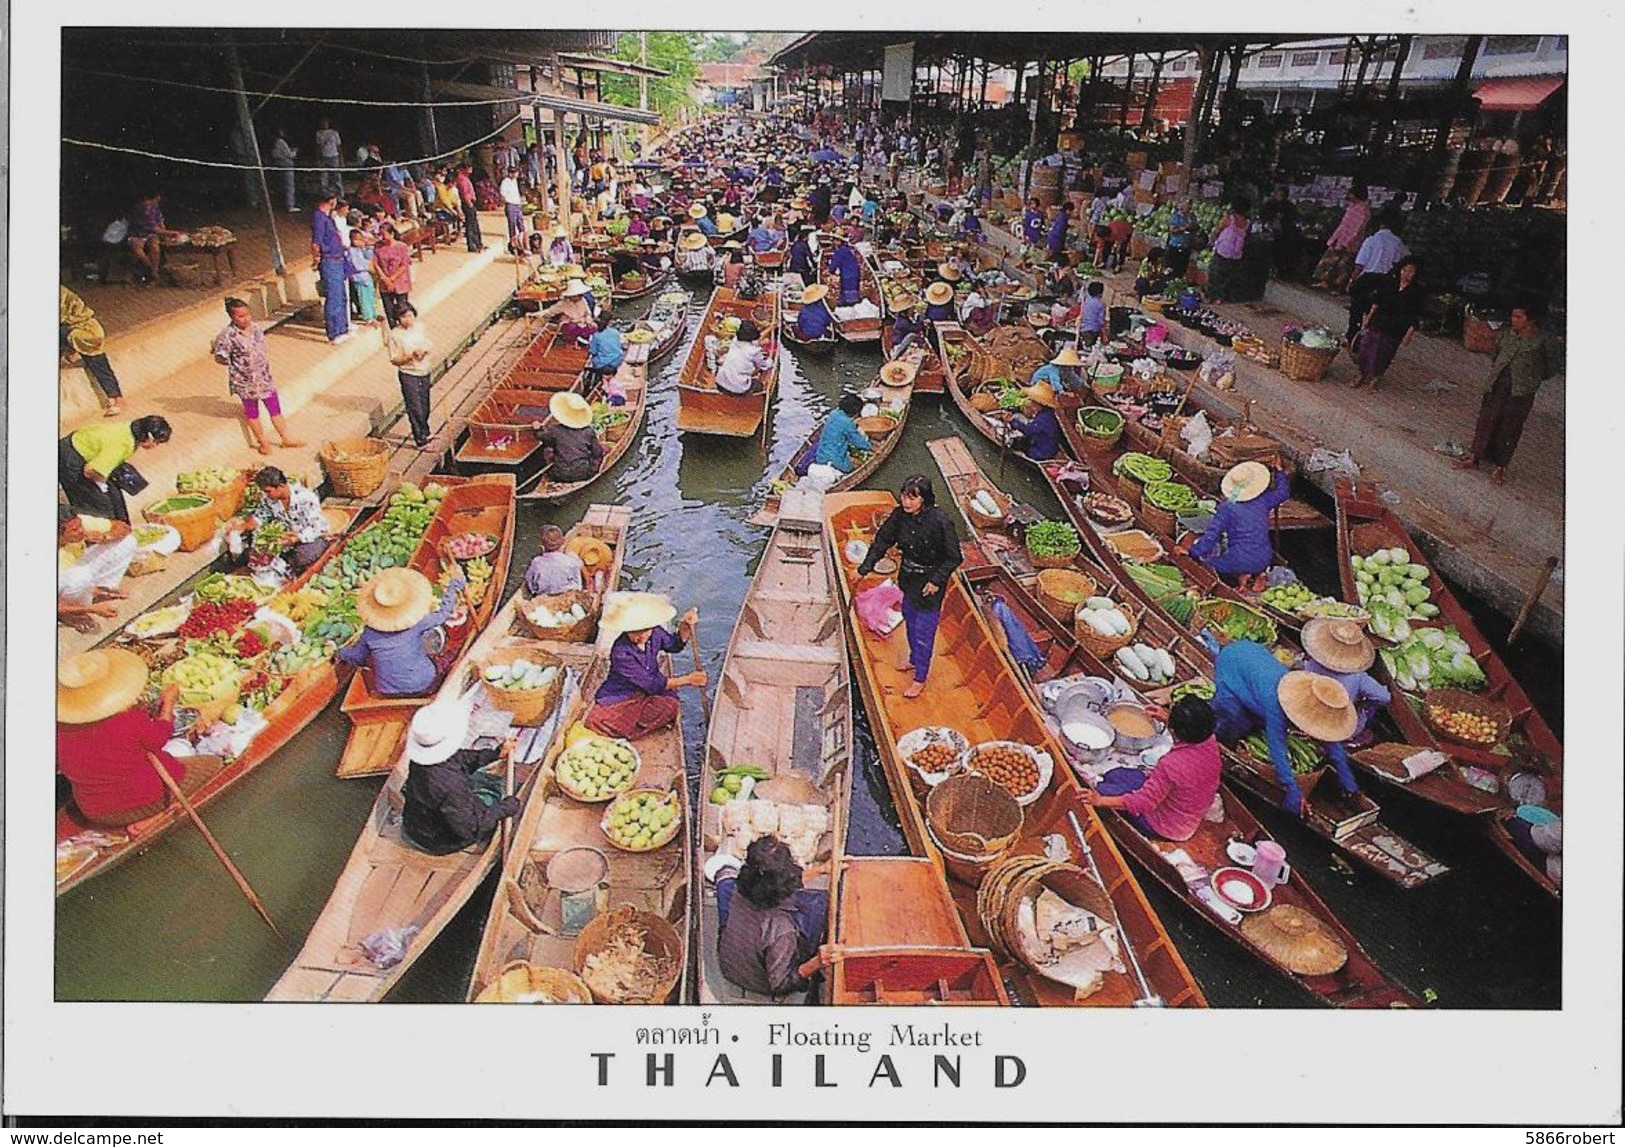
(912, 184), (1563, 640)
(58, 212), (531, 657)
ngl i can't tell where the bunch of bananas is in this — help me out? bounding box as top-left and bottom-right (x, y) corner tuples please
(464, 556), (493, 608)
(269, 586), (329, 624)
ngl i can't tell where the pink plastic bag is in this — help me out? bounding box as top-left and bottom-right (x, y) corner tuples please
(855, 580), (905, 636)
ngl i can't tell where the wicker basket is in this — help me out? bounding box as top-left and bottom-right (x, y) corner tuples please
(164, 260), (204, 288)
(478, 653), (565, 726)
(474, 961), (594, 1004)
(966, 488), (1011, 530)
(1027, 546), (1082, 571)
(601, 420), (628, 445)
(320, 438), (391, 498)
(1140, 499), (1178, 537)
(1209, 432), (1279, 467)
(856, 414), (899, 441)
(143, 497), (221, 553)
(520, 590), (598, 644)
(1279, 338), (1338, 382)
(1421, 688), (1513, 749)
(571, 905), (682, 1004)
(1076, 406), (1125, 450)
(1036, 568), (1098, 624)
(926, 773), (1024, 859)
(208, 473), (249, 522)
(1075, 598), (1141, 660)
(1194, 597), (1278, 647)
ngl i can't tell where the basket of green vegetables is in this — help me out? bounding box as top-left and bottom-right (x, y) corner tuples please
(1194, 597), (1279, 647)
(1024, 520), (1082, 569)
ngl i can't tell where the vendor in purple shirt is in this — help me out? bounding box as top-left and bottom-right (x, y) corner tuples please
(584, 593), (707, 741)
(339, 562), (466, 696)
(126, 192), (182, 284)
(1298, 619), (1391, 744)
(1181, 460), (1292, 593)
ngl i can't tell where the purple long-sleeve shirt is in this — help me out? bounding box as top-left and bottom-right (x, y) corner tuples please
(1189, 469), (1292, 576)
(594, 626), (686, 707)
(337, 583), (462, 696)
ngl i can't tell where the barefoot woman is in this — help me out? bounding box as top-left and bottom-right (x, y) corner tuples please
(855, 475), (962, 699)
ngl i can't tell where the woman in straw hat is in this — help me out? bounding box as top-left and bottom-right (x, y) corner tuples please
(923, 280), (957, 324)
(533, 391), (604, 484)
(795, 284), (836, 342)
(1210, 639), (1363, 817)
(584, 593), (706, 741)
(400, 698), (521, 855)
(338, 561), (466, 697)
(538, 278), (597, 343)
(855, 475), (963, 700)
(1028, 343), (1084, 395)
(889, 300), (928, 358)
(1298, 618), (1391, 745)
(690, 200), (719, 238)
(813, 393), (873, 475)
(1180, 459), (1293, 594)
(1002, 381), (1063, 462)
(56, 649), (224, 827)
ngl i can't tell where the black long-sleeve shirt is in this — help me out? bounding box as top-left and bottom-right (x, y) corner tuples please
(401, 746), (517, 855)
(857, 505), (962, 610)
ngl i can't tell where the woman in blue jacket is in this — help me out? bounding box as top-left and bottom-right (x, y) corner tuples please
(1181, 461), (1291, 593)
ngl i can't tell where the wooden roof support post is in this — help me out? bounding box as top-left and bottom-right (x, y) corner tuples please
(1428, 35), (1483, 181)
(1181, 42), (1218, 177)
(1120, 51), (1137, 129)
(551, 53), (571, 234)
(1142, 52), (1167, 129)
(226, 34), (285, 276)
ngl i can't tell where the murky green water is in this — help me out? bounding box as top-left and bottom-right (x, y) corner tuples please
(56, 284), (1561, 1009)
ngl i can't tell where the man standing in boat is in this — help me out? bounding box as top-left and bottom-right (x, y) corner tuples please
(828, 232), (863, 307)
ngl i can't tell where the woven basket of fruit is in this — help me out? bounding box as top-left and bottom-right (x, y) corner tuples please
(1422, 688), (1512, 749)
(600, 787), (682, 853)
(478, 654), (564, 726)
(556, 735), (642, 802)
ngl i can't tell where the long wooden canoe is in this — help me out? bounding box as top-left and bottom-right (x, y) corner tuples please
(266, 506), (631, 1000)
(824, 490), (1206, 1008)
(467, 670), (692, 1005)
(676, 285), (782, 439)
(454, 383), (580, 474)
(880, 319), (946, 394)
(779, 294), (839, 358)
(695, 491), (854, 1003)
(507, 325), (592, 390)
(756, 348), (922, 527)
(948, 435), (1449, 888)
(335, 475), (518, 779)
(1334, 480), (1562, 899)
(611, 267), (671, 303)
(519, 369), (645, 502)
(54, 507), (361, 896)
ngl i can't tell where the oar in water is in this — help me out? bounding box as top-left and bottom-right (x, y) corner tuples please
(145, 753), (283, 941)
(1066, 809), (1163, 1007)
(688, 617), (712, 727)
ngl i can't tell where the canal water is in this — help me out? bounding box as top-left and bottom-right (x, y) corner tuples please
(55, 284), (1562, 1009)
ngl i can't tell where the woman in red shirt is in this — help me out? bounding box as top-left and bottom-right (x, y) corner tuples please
(1081, 696), (1222, 841)
(56, 649), (224, 827)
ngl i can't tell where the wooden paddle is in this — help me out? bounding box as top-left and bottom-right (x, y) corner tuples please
(1507, 556), (1560, 647)
(687, 614), (712, 727)
(145, 753), (283, 941)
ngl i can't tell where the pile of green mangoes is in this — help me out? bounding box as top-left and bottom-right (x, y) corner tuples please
(602, 790), (679, 851)
(557, 737), (640, 802)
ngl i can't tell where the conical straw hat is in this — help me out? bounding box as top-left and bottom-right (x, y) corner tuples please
(599, 591), (676, 638)
(1239, 905), (1349, 975)
(549, 391), (594, 430)
(1221, 461), (1271, 502)
(880, 359), (918, 387)
(57, 649), (149, 725)
(1277, 672), (1358, 743)
(1301, 618), (1375, 673)
(356, 568), (436, 633)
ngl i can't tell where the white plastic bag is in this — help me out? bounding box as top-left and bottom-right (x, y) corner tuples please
(1181, 410), (1213, 461)
(802, 463), (841, 492)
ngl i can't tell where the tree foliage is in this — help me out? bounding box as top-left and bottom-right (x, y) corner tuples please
(600, 32), (704, 117)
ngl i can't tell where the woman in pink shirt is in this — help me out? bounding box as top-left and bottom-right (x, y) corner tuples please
(1081, 697), (1222, 841)
(1311, 186), (1372, 293)
(1204, 200), (1252, 306)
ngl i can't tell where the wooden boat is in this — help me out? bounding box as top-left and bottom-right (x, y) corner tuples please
(675, 284), (782, 439)
(880, 318), (946, 393)
(779, 294), (838, 358)
(266, 506), (630, 1000)
(611, 266), (671, 303)
(947, 554), (1418, 1007)
(519, 364), (645, 502)
(694, 491), (854, 1003)
(824, 490), (1206, 1008)
(506, 325), (591, 390)
(453, 382), (580, 476)
(626, 288), (692, 366)
(821, 239), (884, 344)
(829, 857), (1010, 1005)
(467, 656), (692, 1005)
(1334, 479), (1562, 898)
(942, 436), (1449, 890)
(933, 321), (1050, 466)
(335, 475), (518, 779)
(54, 507), (363, 896)
(756, 348), (921, 526)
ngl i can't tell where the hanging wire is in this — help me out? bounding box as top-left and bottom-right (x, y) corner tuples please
(62, 114), (527, 174)
(63, 65), (529, 109)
